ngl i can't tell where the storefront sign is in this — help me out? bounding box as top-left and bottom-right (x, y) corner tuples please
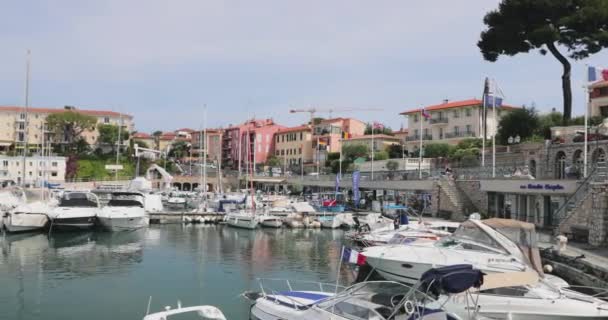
(519, 183), (565, 191)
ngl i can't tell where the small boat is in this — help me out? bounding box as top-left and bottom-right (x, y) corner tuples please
(3, 201), (50, 233)
(245, 265), (491, 320)
(166, 191), (188, 210)
(47, 191), (101, 231)
(259, 215), (283, 228)
(143, 302), (226, 320)
(97, 192), (149, 232)
(225, 211), (258, 229)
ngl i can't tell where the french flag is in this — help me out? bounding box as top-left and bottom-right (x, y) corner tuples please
(421, 108), (430, 119)
(341, 247), (367, 265)
(588, 66), (608, 82)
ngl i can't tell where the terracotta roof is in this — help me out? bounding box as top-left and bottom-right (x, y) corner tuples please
(175, 128), (195, 133)
(133, 132), (152, 139)
(319, 117), (364, 124)
(347, 134), (400, 141)
(400, 99), (519, 115)
(393, 129), (409, 134)
(276, 125), (311, 133)
(0, 105), (132, 118)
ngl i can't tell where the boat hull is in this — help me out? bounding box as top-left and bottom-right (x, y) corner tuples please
(261, 219), (283, 228)
(50, 216), (96, 231)
(225, 216), (258, 229)
(97, 216), (149, 232)
(4, 213), (48, 233)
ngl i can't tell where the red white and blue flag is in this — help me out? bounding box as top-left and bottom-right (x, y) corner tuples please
(588, 66), (608, 82)
(341, 246), (366, 265)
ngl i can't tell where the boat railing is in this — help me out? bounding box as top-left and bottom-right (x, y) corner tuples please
(562, 286), (608, 302)
(255, 278), (345, 310)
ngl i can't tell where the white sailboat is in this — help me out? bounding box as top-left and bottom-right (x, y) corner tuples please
(4, 201), (50, 233)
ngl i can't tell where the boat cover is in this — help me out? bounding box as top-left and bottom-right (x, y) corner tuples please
(9, 213), (48, 227)
(418, 264), (484, 296)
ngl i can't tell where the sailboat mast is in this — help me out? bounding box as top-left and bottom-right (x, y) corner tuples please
(115, 113), (122, 180)
(21, 50), (31, 187)
(203, 105), (207, 197)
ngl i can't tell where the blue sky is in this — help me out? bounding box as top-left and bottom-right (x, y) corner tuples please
(1, 0), (607, 132)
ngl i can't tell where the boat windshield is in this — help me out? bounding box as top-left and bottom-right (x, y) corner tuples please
(317, 281), (429, 320)
(436, 221), (508, 255)
(108, 195), (144, 207)
(59, 193), (98, 208)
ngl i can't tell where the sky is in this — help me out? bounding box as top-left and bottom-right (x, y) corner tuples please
(1, 0), (608, 133)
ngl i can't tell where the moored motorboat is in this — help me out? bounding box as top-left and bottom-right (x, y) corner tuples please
(3, 201), (50, 233)
(143, 302), (226, 320)
(97, 192), (149, 231)
(259, 215), (283, 228)
(47, 191), (101, 231)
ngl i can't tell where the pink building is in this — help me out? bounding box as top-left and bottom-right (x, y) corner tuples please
(191, 129), (223, 163)
(222, 119), (285, 169)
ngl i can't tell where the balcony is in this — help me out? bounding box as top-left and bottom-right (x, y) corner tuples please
(429, 117), (448, 125)
(444, 131), (476, 139)
(405, 135), (433, 141)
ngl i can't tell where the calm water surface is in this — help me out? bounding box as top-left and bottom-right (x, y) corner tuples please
(0, 225), (351, 320)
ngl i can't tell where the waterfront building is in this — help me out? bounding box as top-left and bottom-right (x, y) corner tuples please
(0, 155), (66, 186)
(399, 99), (518, 153)
(392, 128), (409, 142)
(589, 80), (608, 118)
(0, 105), (133, 153)
(341, 134), (401, 152)
(273, 125), (313, 172)
(222, 118), (285, 169)
(191, 129), (223, 163)
(312, 118), (365, 167)
(131, 132), (155, 149)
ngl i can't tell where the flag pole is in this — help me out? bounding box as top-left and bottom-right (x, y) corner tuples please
(492, 79), (496, 178)
(584, 65), (589, 177)
(419, 110), (423, 179)
(481, 81), (486, 167)
(339, 128), (343, 179)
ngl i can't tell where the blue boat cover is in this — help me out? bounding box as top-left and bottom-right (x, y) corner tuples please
(418, 264), (484, 296)
(278, 291), (331, 302)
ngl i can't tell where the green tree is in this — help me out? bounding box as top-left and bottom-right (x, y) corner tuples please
(98, 124), (130, 153)
(265, 155), (281, 167)
(386, 144), (404, 158)
(497, 107), (540, 145)
(478, 0), (608, 122)
(152, 130), (163, 149)
(169, 140), (190, 158)
(386, 160), (399, 171)
(46, 111), (97, 154)
(538, 111), (563, 139)
(326, 152), (340, 162)
(422, 143), (453, 158)
(373, 151), (389, 161)
(364, 123), (393, 135)
(342, 144), (369, 162)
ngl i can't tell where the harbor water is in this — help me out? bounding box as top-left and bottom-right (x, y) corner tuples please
(0, 225), (352, 320)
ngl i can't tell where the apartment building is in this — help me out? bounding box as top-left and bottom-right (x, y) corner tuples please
(589, 80), (608, 118)
(131, 132), (155, 149)
(273, 125), (313, 170)
(312, 118), (366, 165)
(400, 99), (518, 153)
(0, 105), (133, 152)
(0, 155), (66, 185)
(222, 119), (285, 169)
(191, 129), (223, 163)
(342, 134), (401, 152)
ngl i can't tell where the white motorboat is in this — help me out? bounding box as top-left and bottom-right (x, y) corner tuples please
(47, 191), (101, 231)
(318, 213), (354, 229)
(3, 201), (50, 233)
(166, 191), (189, 210)
(363, 218), (608, 319)
(347, 220), (458, 247)
(245, 266), (492, 320)
(225, 211), (259, 229)
(97, 192), (149, 231)
(143, 302), (226, 320)
(259, 214), (283, 228)
(362, 219), (534, 284)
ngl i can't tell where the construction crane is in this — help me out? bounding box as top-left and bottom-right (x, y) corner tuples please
(289, 107), (384, 126)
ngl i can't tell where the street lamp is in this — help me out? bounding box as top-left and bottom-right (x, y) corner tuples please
(507, 135), (520, 145)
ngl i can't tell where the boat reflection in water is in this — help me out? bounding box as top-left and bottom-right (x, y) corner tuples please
(0, 225), (350, 320)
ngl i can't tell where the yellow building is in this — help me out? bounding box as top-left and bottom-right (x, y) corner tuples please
(0, 105), (134, 152)
(342, 134), (401, 152)
(273, 125), (313, 170)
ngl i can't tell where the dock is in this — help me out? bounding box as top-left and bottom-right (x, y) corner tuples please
(149, 212), (225, 224)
